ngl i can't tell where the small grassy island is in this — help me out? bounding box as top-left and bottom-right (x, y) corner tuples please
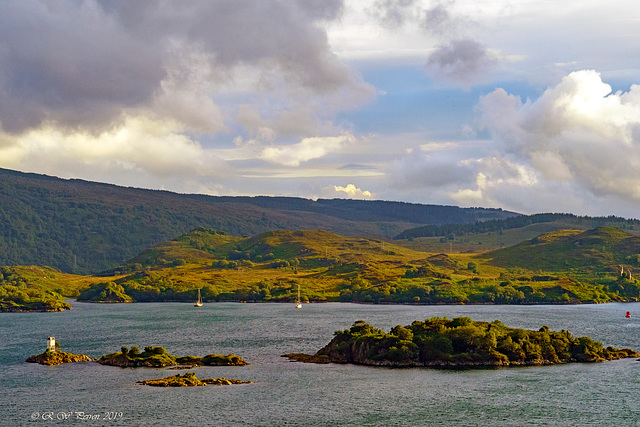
(284, 317), (640, 368)
(26, 350), (94, 366)
(98, 345), (248, 368)
(137, 372), (252, 387)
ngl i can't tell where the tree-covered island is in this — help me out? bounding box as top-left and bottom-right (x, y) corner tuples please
(98, 345), (248, 368)
(284, 317), (640, 368)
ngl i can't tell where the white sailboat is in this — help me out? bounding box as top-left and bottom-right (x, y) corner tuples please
(295, 283), (302, 309)
(194, 288), (203, 307)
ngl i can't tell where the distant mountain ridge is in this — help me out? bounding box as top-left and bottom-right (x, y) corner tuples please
(395, 213), (640, 240)
(0, 167), (516, 274)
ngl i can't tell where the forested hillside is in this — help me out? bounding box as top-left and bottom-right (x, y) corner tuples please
(0, 168), (515, 274)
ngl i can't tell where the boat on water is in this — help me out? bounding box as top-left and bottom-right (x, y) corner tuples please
(295, 284), (302, 309)
(194, 289), (203, 307)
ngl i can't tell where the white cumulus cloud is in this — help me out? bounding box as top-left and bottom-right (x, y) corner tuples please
(477, 70), (640, 201)
(383, 69), (640, 217)
(334, 183), (373, 198)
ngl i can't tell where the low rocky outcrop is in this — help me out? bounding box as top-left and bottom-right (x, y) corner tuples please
(136, 372), (252, 387)
(26, 350), (94, 366)
(281, 353), (331, 364)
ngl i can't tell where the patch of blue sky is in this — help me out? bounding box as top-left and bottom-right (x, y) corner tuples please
(340, 64), (542, 138)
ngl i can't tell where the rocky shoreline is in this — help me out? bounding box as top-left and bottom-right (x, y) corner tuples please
(1, 306), (70, 313)
(283, 352), (640, 368)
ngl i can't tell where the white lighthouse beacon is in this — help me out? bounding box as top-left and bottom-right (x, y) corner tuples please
(47, 337), (56, 352)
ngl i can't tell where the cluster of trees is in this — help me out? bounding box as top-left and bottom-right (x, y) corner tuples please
(0, 267), (70, 312)
(211, 259), (253, 269)
(336, 276), (600, 305)
(317, 317), (637, 366)
(77, 272), (325, 304)
(78, 274), (199, 303)
(339, 278), (467, 304)
(99, 345), (176, 367)
(77, 282), (132, 302)
(603, 276), (640, 300)
(100, 345), (247, 367)
(227, 279), (324, 302)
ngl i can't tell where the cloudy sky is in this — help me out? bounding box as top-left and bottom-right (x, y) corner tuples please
(1, 0), (640, 218)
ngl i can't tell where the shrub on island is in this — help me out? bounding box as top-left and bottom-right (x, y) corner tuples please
(98, 346), (248, 367)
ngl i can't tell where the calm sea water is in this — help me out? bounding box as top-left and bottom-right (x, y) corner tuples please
(2, 301), (640, 426)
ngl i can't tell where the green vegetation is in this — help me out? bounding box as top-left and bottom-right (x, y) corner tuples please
(98, 345), (248, 368)
(485, 227), (640, 272)
(0, 267), (71, 311)
(5, 220), (640, 308)
(77, 282), (133, 303)
(0, 167), (512, 274)
(6, 167), (640, 309)
(296, 317), (639, 367)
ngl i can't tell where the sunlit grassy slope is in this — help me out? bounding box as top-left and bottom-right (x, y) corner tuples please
(72, 227), (640, 305)
(7, 226), (640, 310)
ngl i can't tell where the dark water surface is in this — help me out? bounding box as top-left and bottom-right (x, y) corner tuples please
(2, 301), (640, 426)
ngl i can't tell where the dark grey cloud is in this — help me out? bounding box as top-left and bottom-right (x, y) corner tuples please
(425, 38), (497, 87)
(0, 0), (353, 133)
(97, 0), (348, 90)
(0, 1), (165, 133)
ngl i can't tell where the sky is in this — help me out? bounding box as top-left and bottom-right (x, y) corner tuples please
(1, 1), (640, 218)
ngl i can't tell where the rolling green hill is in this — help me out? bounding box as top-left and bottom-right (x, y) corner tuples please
(0, 167), (516, 274)
(6, 226), (640, 310)
(483, 226), (640, 274)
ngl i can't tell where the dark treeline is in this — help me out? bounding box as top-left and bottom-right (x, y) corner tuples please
(394, 213), (640, 240)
